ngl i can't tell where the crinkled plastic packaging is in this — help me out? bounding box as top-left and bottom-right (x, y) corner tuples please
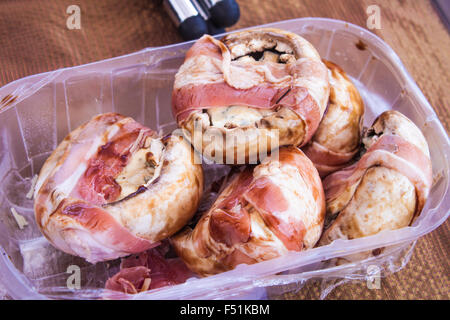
(0, 18), (448, 300)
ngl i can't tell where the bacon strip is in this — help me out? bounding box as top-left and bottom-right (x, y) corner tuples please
(244, 176), (304, 251)
(304, 141), (358, 177)
(58, 200), (154, 252)
(73, 121), (154, 205)
(209, 168), (254, 247)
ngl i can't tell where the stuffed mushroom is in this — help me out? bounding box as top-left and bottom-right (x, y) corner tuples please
(319, 111), (432, 247)
(34, 113), (203, 263)
(172, 28), (330, 164)
(303, 60), (364, 177)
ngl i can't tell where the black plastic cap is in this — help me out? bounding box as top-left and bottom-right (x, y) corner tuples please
(178, 15), (209, 41)
(209, 0), (240, 28)
(207, 19), (226, 35)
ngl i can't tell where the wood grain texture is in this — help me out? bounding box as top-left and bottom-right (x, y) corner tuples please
(0, 0), (448, 299)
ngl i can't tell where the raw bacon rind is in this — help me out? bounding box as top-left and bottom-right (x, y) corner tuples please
(34, 113), (203, 263)
(303, 60), (364, 177)
(171, 147), (325, 276)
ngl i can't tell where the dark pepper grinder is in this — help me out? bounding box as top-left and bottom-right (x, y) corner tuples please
(163, 0), (240, 40)
(163, 0), (208, 41)
(198, 0), (240, 28)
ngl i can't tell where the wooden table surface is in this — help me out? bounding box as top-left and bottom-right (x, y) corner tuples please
(0, 0), (448, 299)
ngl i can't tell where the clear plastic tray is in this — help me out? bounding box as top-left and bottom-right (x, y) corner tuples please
(0, 18), (448, 300)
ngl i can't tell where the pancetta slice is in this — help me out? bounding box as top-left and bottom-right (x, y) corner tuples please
(319, 111), (432, 247)
(34, 113), (203, 263)
(303, 60), (364, 177)
(172, 28), (329, 164)
(105, 244), (194, 294)
(171, 147), (325, 276)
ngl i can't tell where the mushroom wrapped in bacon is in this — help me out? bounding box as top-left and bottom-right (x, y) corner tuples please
(319, 111), (432, 247)
(171, 147), (325, 276)
(34, 113), (203, 263)
(303, 60), (364, 177)
(172, 28), (330, 164)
